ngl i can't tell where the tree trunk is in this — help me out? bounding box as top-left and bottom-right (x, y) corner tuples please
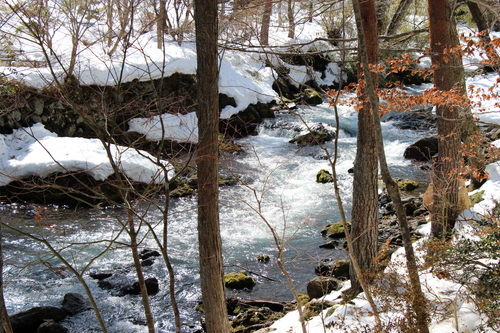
(349, 0), (379, 296)
(260, 0), (272, 45)
(194, 0), (230, 331)
(386, 0), (413, 35)
(376, 0), (390, 34)
(353, 0), (430, 330)
(287, 0), (294, 38)
(157, 0), (166, 49)
(427, 0), (463, 238)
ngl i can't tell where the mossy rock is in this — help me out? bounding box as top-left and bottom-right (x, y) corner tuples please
(257, 255), (270, 263)
(397, 179), (419, 191)
(316, 169), (333, 183)
(224, 272), (256, 290)
(321, 221), (351, 238)
(290, 131), (333, 146)
(470, 190), (485, 205)
(302, 89), (323, 105)
(304, 300), (335, 321)
(169, 184), (195, 198)
(297, 293), (310, 306)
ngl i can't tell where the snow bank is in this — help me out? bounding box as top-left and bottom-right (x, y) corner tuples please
(0, 123), (173, 186)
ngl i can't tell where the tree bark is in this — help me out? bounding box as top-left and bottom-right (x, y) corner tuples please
(194, 0), (230, 331)
(287, 0), (295, 38)
(157, 0), (166, 49)
(260, 0), (273, 45)
(349, 0), (379, 296)
(386, 0), (413, 35)
(353, 0), (430, 330)
(428, 0), (464, 238)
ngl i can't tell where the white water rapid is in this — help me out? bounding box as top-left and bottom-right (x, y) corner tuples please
(1, 101), (430, 332)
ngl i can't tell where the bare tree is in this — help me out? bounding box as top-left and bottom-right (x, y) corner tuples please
(348, 0), (379, 297)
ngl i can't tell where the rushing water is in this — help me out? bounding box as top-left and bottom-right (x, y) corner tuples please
(1, 101), (430, 332)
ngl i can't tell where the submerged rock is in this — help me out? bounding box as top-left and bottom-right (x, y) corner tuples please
(120, 277), (159, 296)
(10, 306), (67, 333)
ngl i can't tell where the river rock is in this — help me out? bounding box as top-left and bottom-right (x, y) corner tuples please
(10, 306), (67, 333)
(289, 123), (335, 146)
(302, 89), (323, 105)
(306, 276), (341, 299)
(382, 107), (435, 131)
(321, 221), (350, 239)
(224, 271), (256, 290)
(61, 293), (91, 316)
(230, 306), (281, 333)
(316, 169), (333, 183)
(120, 277), (159, 296)
(314, 259), (350, 279)
(403, 136), (438, 161)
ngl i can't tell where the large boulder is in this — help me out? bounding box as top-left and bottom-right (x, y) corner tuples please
(403, 137), (438, 161)
(10, 307), (67, 333)
(61, 293), (90, 316)
(306, 276), (342, 299)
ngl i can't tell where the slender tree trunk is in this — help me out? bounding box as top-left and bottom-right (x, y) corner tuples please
(260, 0), (273, 45)
(287, 0), (294, 38)
(349, 0), (379, 296)
(386, 0), (413, 35)
(427, 0), (463, 238)
(353, 0), (430, 330)
(157, 0), (166, 49)
(194, 0), (230, 331)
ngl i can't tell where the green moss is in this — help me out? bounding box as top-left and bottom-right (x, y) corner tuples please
(304, 301), (335, 321)
(397, 179), (419, 191)
(257, 255), (270, 263)
(316, 169), (334, 183)
(169, 184), (194, 198)
(297, 293), (310, 305)
(224, 272), (256, 290)
(322, 221), (351, 238)
(290, 131), (333, 146)
(470, 190), (485, 205)
(303, 89), (323, 105)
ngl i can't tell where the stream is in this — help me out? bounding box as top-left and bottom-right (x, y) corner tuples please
(1, 101), (430, 332)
